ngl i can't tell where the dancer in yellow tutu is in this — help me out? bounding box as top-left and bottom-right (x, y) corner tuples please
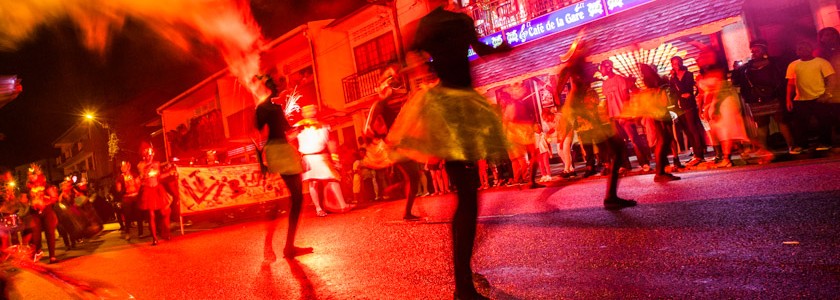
(386, 0), (511, 298)
(555, 36), (637, 210)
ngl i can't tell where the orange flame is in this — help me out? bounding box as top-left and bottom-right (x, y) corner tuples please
(0, 0), (267, 97)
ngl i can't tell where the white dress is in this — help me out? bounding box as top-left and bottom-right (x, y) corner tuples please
(296, 124), (339, 181)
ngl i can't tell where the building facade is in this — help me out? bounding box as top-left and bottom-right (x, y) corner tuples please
(53, 120), (114, 183)
(157, 0), (840, 163)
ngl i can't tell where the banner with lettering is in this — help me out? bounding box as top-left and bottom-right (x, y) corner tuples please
(175, 164), (289, 214)
(470, 0), (656, 59)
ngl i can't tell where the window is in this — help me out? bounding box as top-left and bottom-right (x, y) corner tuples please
(353, 33), (397, 73)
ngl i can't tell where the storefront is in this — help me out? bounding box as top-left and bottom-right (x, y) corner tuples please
(470, 0), (748, 109)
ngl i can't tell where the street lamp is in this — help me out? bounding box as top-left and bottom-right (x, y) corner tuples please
(82, 113), (120, 171)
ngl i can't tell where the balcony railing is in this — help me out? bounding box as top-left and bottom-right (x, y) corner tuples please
(465, 0), (584, 37)
(342, 65), (392, 104)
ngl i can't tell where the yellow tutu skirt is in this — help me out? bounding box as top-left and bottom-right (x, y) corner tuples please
(386, 86), (510, 163)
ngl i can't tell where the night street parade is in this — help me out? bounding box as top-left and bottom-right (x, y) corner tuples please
(0, 0), (839, 299)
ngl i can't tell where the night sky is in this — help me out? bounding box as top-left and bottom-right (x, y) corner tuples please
(0, 0), (367, 167)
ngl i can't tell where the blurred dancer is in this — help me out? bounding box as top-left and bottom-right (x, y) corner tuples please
(556, 37), (636, 209)
(386, 0), (511, 298)
(600, 60), (651, 171)
(363, 66), (422, 220)
(630, 64), (681, 182)
(698, 67), (750, 167)
(256, 75), (311, 260)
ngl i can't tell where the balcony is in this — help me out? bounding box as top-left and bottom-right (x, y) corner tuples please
(342, 64), (397, 104)
(465, 0), (584, 37)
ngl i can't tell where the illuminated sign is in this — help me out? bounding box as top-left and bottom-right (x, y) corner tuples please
(469, 0), (655, 59)
(604, 0), (653, 15)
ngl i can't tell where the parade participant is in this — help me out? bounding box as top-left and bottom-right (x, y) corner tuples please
(628, 64), (681, 182)
(29, 183), (59, 263)
(363, 65), (422, 220)
(137, 146), (170, 245)
(25, 164), (57, 262)
(600, 59), (652, 172)
(500, 82), (545, 188)
(55, 178), (76, 250)
(556, 35), (636, 210)
(114, 161), (141, 240)
(293, 105), (353, 217)
(386, 0), (512, 297)
(698, 66), (751, 168)
(255, 74), (311, 260)
(0, 170), (23, 250)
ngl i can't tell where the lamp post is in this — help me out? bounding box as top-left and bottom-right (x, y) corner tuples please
(83, 112), (120, 181)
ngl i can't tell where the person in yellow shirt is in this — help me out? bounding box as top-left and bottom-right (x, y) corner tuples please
(786, 40), (835, 151)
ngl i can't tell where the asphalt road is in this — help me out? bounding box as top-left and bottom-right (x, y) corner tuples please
(4, 157), (840, 299)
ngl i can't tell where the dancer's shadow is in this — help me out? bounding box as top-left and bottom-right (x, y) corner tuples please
(254, 258), (318, 300)
(285, 258), (317, 300)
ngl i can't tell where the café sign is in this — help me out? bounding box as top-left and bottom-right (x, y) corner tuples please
(469, 0), (655, 58)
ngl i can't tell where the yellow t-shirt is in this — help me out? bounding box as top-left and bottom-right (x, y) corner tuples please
(786, 57), (835, 100)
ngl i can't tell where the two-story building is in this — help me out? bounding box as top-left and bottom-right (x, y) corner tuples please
(53, 120), (114, 184)
(155, 0), (432, 164)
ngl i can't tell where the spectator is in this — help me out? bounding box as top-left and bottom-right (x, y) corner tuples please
(669, 56), (708, 166)
(785, 40), (835, 152)
(732, 40), (794, 158)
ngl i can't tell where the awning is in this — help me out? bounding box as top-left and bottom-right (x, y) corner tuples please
(472, 0), (746, 87)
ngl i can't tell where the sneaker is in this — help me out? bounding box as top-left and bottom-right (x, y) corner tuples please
(604, 197), (637, 210)
(685, 157), (703, 167)
(816, 145), (831, 151)
(789, 147), (803, 155)
(641, 164), (651, 172)
(654, 173), (681, 182)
